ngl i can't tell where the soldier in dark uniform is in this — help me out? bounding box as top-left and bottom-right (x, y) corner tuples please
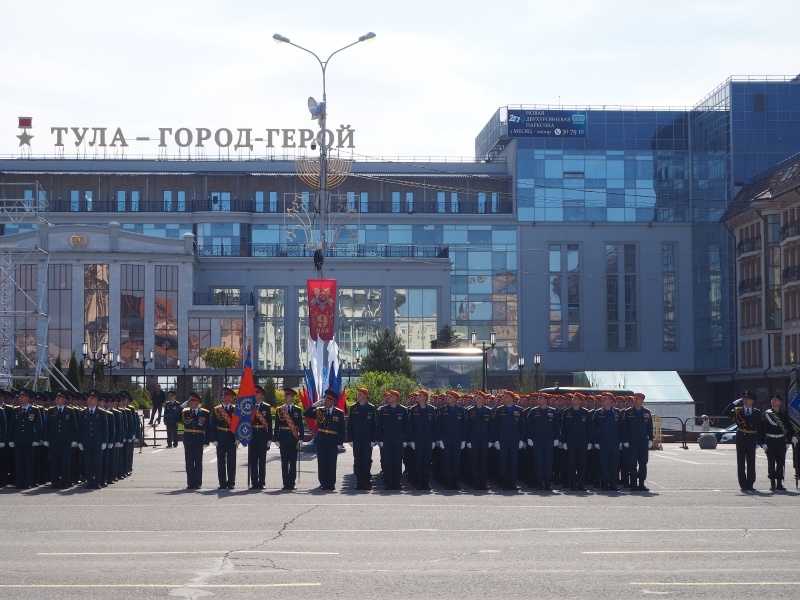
(304, 389), (345, 490)
(122, 390), (140, 476)
(731, 390), (764, 491)
(97, 393), (115, 487)
(492, 391), (525, 491)
(465, 390), (492, 490)
(561, 392), (591, 491)
(112, 394), (127, 481)
(0, 390), (11, 486)
(69, 391), (85, 485)
(274, 387), (304, 491)
(43, 389), (78, 488)
(212, 387), (238, 490)
(622, 392), (654, 492)
(34, 392), (50, 486)
(377, 390), (408, 490)
(402, 392), (416, 484)
(163, 390), (182, 448)
(249, 384), (273, 490)
(438, 390), (466, 490)
(9, 388), (42, 489)
(407, 389), (436, 490)
(593, 392), (623, 492)
(761, 394), (794, 491)
(527, 392), (560, 490)
(180, 391), (211, 489)
(347, 387), (377, 490)
(78, 388), (108, 489)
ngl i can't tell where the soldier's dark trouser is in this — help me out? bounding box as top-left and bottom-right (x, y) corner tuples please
(127, 440), (135, 474)
(567, 446), (587, 486)
(249, 438), (268, 487)
(628, 443), (649, 483)
(619, 446), (629, 483)
(35, 444), (47, 485)
(0, 446), (9, 486)
(317, 436), (338, 488)
(598, 443), (619, 484)
(280, 442), (298, 487)
(152, 403), (163, 423)
(413, 443), (432, 485)
(83, 443), (103, 486)
(14, 443), (35, 488)
(766, 438), (787, 481)
(49, 442), (72, 487)
(216, 438), (236, 487)
(184, 439), (203, 487)
(498, 443), (519, 483)
(381, 441), (403, 486)
(533, 442), (554, 484)
(442, 441), (461, 480)
(116, 445), (125, 479)
(403, 444), (414, 481)
(736, 435), (757, 488)
(352, 438), (373, 485)
(166, 425), (178, 447)
(470, 443), (488, 484)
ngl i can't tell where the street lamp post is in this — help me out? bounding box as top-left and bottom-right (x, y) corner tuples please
(135, 349), (154, 389)
(534, 352), (542, 391)
(107, 352), (120, 389)
(471, 330), (496, 392)
(178, 359), (190, 399)
(343, 356), (360, 386)
(82, 341), (117, 388)
(273, 31), (376, 271)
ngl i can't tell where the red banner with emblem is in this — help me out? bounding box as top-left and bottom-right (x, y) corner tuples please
(307, 279), (336, 341)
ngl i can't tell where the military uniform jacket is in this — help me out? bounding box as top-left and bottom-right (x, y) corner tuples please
(79, 407), (108, 445)
(103, 408), (115, 445)
(347, 402), (377, 442)
(11, 405), (42, 444)
(762, 409), (791, 443)
(438, 405), (466, 442)
(622, 407), (653, 445)
(732, 406), (764, 444)
(561, 407), (591, 445)
(112, 408), (126, 444)
(180, 407), (211, 444)
(211, 404), (236, 443)
(305, 406), (345, 444)
(377, 404), (408, 444)
(407, 404), (436, 442)
(273, 404), (304, 444)
(528, 406), (559, 443)
(251, 402), (273, 441)
(44, 406), (78, 445)
(592, 408), (622, 444)
(0, 405), (6, 444)
(465, 405), (493, 444)
(163, 401), (182, 427)
(492, 405), (525, 444)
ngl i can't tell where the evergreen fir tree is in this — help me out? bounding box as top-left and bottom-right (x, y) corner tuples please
(360, 328), (413, 377)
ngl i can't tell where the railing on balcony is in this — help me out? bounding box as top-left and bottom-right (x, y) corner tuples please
(193, 291), (255, 306)
(195, 243), (450, 260)
(781, 220), (800, 242)
(783, 264), (800, 285)
(736, 236), (761, 255)
(738, 277), (762, 295)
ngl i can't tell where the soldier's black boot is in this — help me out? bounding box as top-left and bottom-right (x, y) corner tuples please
(637, 479), (649, 492)
(544, 480), (552, 491)
(776, 479), (786, 491)
(770, 479), (776, 491)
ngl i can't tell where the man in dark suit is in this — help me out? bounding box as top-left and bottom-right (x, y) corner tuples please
(212, 387), (237, 490)
(179, 391), (211, 489)
(274, 388), (304, 491)
(150, 384), (166, 425)
(732, 390), (764, 491)
(79, 388), (108, 489)
(43, 389), (78, 488)
(248, 385), (273, 490)
(304, 389), (345, 491)
(163, 390), (182, 448)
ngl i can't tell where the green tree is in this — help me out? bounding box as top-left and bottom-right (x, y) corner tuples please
(50, 356), (64, 390)
(66, 352), (81, 389)
(77, 359), (85, 386)
(263, 377), (277, 407)
(202, 346), (240, 387)
(354, 371), (418, 408)
(360, 328), (413, 377)
(432, 324), (462, 348)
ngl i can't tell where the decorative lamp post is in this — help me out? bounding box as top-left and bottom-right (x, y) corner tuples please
(471, 330), (496, 392)
(135, 349), (154, 388)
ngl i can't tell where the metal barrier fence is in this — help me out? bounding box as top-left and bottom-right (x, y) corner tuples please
(656, 415), (735, 450)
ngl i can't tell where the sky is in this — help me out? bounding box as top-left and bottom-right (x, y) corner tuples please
(2, 0), (800, 160)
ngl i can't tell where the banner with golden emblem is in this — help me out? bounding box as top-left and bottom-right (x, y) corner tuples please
(307, 279), (336, 341)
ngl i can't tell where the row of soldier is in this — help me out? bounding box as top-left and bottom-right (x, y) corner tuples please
(0, 387), (140, 490)
(175, 384), (654, 493)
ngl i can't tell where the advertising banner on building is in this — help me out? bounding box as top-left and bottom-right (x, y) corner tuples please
(507, 109), (587, 138)
(307, 279), (337, 341)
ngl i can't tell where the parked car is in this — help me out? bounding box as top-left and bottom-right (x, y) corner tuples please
(718, 424), (737, 443)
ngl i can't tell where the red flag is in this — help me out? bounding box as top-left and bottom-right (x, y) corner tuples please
(307, 279), (337, 341)
(230, 347), (256, 446)
(300, 387), (318, 435)
(337, 388), (347, 413)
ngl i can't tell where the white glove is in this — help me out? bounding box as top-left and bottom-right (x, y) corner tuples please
(562, 442), (568, 450)
(43, 441), (49, 447)
(32, 441), (40, 447)
(410, 442), (416, 450)
(77, 443), (82, 451)
(432, 442), (437, 449)
(371, 441), (377, 447)
(587, 443), (592, 451)
(594, 444), (600, 449)
(648, 440), (653, 449)
(115, 442), (123, 448)
(274, 441), (280, 448)
(379, 442), (384, 448)
(133, 438), (138, 443)
(461, 441), (466, 450)
(518, 441), (525, 449)
(494, 441), (500, 450)
(761, 444), (768, 451)
(553, 439), (560, 448)
(266, 442), (271, 450)
(623, 442), (629, 448)
(348, 442), (353, 448)
(0, 443), (4, 448)
(8, 442), (13, 448)
(527, 438), (534, 446)
(403, 442), (407, 448)
(204, 443), (210, 447)
(788, 444), (793, 450)
(618, 443), (623, 450)
(467, 442), (472, 449)
(488, 442), (493, 448)
(101, 443), (106, 450)
(793, 437), (798, 446)
(313, 399), (325, 407)
(437, 441), (444, 449)
(212, 441), (218, 447)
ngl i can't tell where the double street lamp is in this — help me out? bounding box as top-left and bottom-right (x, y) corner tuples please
(82, 341), (119, 388)
(273, 31), (376, 272)
(534, 352), (542, 390)
(135, 349), (154, 388)
(177, 358), (190, 399)
(343, 356), (361, 386)
(471, 330), (496, 393)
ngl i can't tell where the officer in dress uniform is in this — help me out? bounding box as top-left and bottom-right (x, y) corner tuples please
(212, 387), (237, 490)
(180, 391), (211, 489)
(163, 390), (182, 448)
(97, 393), (115, 487)
(249, 384), (273, 490)
(112, 394), (127, 482)
(761, 394), (795, 491)
(274, 387), (304, 491)
(69, 391), (84, 485)
(731, 390), (764, 491)
(304, 389), (345, 491)
(622, 392), (654, 492)
(593, 392), (623, 492)
(465, 391), (492, 490)
(34, 392), (50, 486)
(347, 387), (377, 490)
(438, 390), (466, 490)
(561, 392), (591, 491)
(9, 388), (42, 489)
(402, 392), (416, 483)
(407, 389), (436, 490)
(377, 390), (408, 490)
(79, 388), (108, 489)
(527, 392), (560, 491)
(125, 390), (140, 476)
(0, 390), (11, 486)
(492, 391), (525, 491)
(43, 389), (78, 488)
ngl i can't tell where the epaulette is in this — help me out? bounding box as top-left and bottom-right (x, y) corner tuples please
(199, 407), (210, 413)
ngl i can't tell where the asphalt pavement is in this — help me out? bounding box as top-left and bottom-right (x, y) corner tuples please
(0, 442), (798, 599)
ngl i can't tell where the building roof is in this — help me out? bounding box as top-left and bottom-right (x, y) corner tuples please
(723, 152), (800, 224)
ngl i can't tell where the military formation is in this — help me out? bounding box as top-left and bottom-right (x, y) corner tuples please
(0, 386), (140, 490)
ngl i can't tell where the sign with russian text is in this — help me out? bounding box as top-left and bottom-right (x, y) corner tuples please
(307, 279), (337, 341)
(507, 109), (587, 138)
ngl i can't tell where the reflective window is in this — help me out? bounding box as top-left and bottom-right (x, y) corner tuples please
(84, 264), (109, 359)
(257, 288), (285, 371)
(220, 318), (243, 368)
(394, 288), (437, 350)
(188, 318), (211, 368)
(47, 264), (72, 364)
(120, 264), (144, 368)
(15, 263), (37, 365)
(154, 265), (178, 368)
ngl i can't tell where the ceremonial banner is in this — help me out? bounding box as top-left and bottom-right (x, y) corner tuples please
(231, 346), (256, 447)
(307, 279), (337, 341)
(789, 358), (800, 435)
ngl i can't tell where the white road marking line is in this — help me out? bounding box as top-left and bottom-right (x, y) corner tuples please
(0, 583), (321, 589)
(38, 550), (338, 556)
(585, 550), (794, 554)
(631, 582), (800, 586)
(650, 454), (703, 465)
